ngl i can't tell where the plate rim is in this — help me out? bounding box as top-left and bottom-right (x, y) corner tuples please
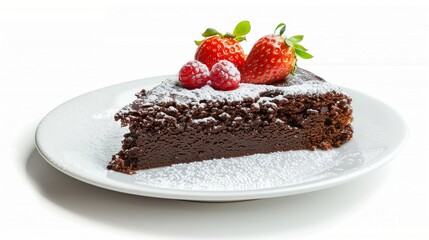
(34, 76), (409, 201)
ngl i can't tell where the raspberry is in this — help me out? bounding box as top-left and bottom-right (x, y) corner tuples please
(209, 60), (241, 91)
(178, 60), (210, 89)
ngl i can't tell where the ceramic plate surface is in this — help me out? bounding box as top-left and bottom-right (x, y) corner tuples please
(35, 76), (408, 201)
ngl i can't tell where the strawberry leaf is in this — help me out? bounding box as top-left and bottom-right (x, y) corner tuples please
(289, 35), (303, 43)
(202, 28), (221, 37)
(194, 39), (204, 46)
(236, 36), (247, 42)
(233, 20), (251, 38)
(285, 39), (293, 47)
(291, 62), (297, 75)
(295, 49), (313, 59)
(293, 43), (307, 51)
(224, 32), (235, 38)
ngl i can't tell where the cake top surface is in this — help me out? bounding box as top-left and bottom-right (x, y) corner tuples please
(123, 68), (346, 111)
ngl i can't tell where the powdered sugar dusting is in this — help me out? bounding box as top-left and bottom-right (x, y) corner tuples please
(132, 145), (384, 191)
(137, 68), (345, 107)
(214, 60), (240, 79)
(192, 116), (216, 124)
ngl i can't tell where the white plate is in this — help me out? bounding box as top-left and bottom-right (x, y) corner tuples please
(35, 76), (408, 202)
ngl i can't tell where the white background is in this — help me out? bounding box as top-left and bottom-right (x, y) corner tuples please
(1, 0), (428, 239)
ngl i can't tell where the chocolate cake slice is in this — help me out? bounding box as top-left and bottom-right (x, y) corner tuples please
(109, 68), (353, 174)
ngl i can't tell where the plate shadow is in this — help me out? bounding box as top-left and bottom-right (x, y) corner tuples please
(24, 147), (388, 238)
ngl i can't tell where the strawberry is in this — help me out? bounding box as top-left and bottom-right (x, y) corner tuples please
(210, 60), (241, 91)
(240, 23), (313, 84)
(178, 60), (210, 89)
(194, 20), (251, 70)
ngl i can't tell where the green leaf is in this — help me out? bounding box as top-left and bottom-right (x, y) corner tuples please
(202, 28), (220, 37)
(275, 23), (286, 35)
(233, 20), (251, 38)
(295, 49), (313, 59)
(194, 39), (204, 46)
(236, 36), (247, 42)
(223, 32), (235, 38)
(291, 63), (297, 75)
(285, 39), (293, 47)
(288, 35), (303, 43)
(293, 43), (307, 51)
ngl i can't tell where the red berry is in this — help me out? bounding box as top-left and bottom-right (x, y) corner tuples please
(240, 23), (313, 84)
(195, 36), (246, 70)
(240, 34), (296, 84)
(178, 60), (210, 89)
(210, 60), (240, 91)
(194, 21), (251, 70)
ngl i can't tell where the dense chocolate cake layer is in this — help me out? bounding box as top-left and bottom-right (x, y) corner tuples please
(108, 68), (353, 174)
